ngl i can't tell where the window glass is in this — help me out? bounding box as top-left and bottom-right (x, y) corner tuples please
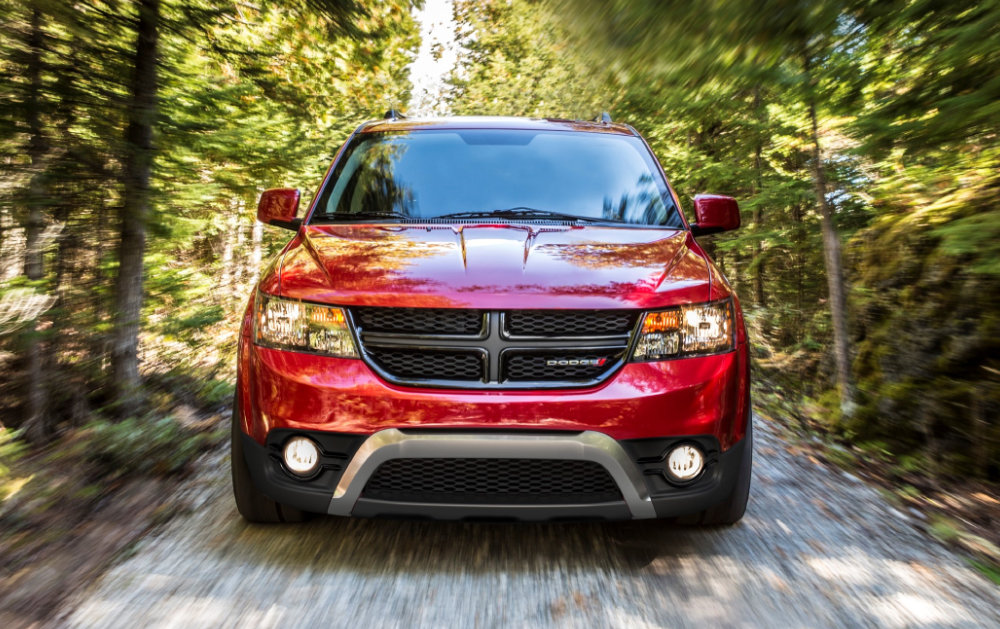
(312, 129), (681, 227)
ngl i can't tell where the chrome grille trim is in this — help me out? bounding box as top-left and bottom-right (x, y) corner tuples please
(348, 308), (640, 389)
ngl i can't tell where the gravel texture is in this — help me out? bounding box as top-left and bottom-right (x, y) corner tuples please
(58, 417), (1000, 628)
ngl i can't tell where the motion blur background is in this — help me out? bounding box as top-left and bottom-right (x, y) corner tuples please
(0, 0), (998, 606)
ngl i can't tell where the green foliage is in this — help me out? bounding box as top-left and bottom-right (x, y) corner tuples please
(65, 416), (220, 479)
(161, 305), (225, 337)
(851, 0), (1000, 155)
(929, 514), (962, 545)
(0, 0), (419, 430)
(933, 212), (1000, 276)
(895, 455), (925, 476)
(823, 444), (857, 471)
(196, 378), (234, 406)
(0, 0), (997, 486)
(848, 174), (1000, 477)
(969, 559), (1000, 586)
(0, 429), (27, 500)
(449, 0), (611, 117)
(444, 0), (1000, 479)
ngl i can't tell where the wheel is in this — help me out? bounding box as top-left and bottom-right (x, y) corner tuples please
(677, 419), (753, 526)
(231, 395), (308, 523)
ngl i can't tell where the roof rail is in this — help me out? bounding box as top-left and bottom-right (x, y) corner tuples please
(596, 111), (612, 124)
(383, 108), (406, 121)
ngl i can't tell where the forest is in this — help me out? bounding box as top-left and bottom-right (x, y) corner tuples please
(0, 0), (997, 506)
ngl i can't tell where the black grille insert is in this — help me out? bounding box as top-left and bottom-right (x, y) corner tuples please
(353, 307), (484, 336)
(362, 458), (623, 504)
(367, 349), (484, 381)
(505, 310), (637, 337)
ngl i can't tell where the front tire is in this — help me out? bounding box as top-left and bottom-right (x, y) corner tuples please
(231, 395), (308, 523)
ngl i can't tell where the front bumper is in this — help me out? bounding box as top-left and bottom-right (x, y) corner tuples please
(241, 343), (750, 448)
(241, 428), (748, 521)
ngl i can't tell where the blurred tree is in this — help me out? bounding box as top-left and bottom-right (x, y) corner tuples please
(0, 0), (418, 429)
(449, 0), (999, 477)
(448, 0), (611, 117)
(22, 1), (50, 441)
(112, 0), (160, 418)
(553, 0), (861, 412)
(840, 0), (1000, 474)
(1, 0), (996, 479)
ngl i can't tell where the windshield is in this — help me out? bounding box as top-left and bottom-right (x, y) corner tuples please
(310, 129), (683, 227)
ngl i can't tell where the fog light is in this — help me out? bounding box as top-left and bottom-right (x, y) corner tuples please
(283, 436), (320, 476)
(666, 444), (704, 482)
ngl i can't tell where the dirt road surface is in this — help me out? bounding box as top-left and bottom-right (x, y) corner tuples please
(57, 417), (1000, 628)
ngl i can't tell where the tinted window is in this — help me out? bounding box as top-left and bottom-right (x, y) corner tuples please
(311, 129), (682, 227)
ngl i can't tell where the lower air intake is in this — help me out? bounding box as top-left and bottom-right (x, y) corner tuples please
(362, 458), (623, 504)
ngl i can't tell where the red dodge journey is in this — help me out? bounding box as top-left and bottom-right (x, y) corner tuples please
(232, 114), (752, 524)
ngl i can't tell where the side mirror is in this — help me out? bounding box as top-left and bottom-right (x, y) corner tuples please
(691, 194), (740, 236)
(257, 188), (302, 230)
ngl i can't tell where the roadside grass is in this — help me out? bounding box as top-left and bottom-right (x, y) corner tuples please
(754, 379), (1000, 586)
(928, 514), (962, 544)
(62, 415), (224, 480)
(969, 559), (1000, 586)
(1, 309), (235, 545)
(0, 339), (231, 591)
(1, 411), (224, 527)
(0, 405), (227, 622)
(0, 428), (30, 504)
(0, 283), (239, 623)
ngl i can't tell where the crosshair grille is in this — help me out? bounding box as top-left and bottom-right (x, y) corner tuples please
(350, 308), (637, 388)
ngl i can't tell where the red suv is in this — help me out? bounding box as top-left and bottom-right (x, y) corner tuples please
(231, 115), (751, 525)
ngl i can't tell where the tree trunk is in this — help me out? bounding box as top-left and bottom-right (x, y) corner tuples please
(0, 202), (8, 279)
(793, 203), (804, 336)
(751, 88), (766, 308)
(248, 210), (263, 288)
(233, 199), (246, 287)
(752, 149), (766, 308)
(111, 0), (159, 418)
(220, 202), (236, 292)
(807, 93), (854, 413)
(23, 4), (49, 443)
(53, 42), (79, 312)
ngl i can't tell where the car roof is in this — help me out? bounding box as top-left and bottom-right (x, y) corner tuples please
(358, 115), (638, 136)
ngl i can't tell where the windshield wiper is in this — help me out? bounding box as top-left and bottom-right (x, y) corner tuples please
(311, 211), (415, 222)
(435, 207), (613, 223)
(313, 207), (622, 225)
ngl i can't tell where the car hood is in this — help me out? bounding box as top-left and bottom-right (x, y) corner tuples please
(271, 223), (722, 309)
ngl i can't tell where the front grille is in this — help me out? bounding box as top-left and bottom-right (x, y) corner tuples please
(505, 310), (637, 337)
(353, 307), (485, 335)
(361, 458), (623, 504)
(350, 308), (638, 388)
(503, 352), (622, 381)
(367, 349), (484, 381)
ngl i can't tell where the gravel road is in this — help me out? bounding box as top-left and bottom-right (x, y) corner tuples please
(58, 416), (1000, 628)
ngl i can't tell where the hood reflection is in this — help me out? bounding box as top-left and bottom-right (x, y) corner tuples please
(274, 224), (715, 309)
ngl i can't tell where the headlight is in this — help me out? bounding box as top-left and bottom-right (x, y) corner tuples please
(631, 299), (733, 361)
(254, 292), (357, 358)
